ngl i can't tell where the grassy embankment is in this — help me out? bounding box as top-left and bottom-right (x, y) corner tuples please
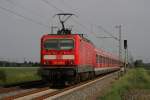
(99, 68), (150, 100)
(0, 67), (41, 86)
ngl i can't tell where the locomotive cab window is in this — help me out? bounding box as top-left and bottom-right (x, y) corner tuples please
(59, 39), (74, 50)
(44, 39), (58, 50)
(44, 39), (74, 50)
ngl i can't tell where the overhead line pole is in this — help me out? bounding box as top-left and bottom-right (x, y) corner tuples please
(116, 25), (122, 62)
(97, 25), (123, 67)
(98, 26), (119, 41)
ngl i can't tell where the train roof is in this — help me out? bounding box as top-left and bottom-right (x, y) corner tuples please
(42, 33), (94, 45)
(95, 48), (120, 60)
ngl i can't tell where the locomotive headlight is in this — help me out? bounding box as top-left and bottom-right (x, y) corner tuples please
(62, 55), (75, 59)
(44, 55), (56, 60)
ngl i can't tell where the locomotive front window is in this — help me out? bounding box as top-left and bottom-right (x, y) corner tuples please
(59, 39), (74, 50)
(44, 39), (74, 50)
(44, 39), (58, 50)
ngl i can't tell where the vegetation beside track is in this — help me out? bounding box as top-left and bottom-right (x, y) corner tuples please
(99, 68), (150, 100)
(0, 67), (41, 86)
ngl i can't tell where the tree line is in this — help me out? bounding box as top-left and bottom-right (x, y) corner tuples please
(0, 61), (40, 67)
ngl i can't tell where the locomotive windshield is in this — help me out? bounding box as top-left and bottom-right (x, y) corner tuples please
(44, 39), (74, 50)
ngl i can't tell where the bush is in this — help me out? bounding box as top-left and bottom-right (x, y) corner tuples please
(0, 67), (41, 86)
(100, 68), (150, 100)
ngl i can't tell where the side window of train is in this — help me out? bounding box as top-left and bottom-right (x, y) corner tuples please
(98, 55), (100, 63)
(99, 55), (102, 63)
(104, 57), (106, 64)
(96, 54), (98, 63)
(102, 56), (104, 63)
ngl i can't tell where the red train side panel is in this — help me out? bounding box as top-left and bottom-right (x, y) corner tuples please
(94, 49), (121, 75)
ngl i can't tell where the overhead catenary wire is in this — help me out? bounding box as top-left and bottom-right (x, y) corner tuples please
(56, 0), (97, 34)
(5, 0), (45, 19)
(57, 1), (115, 36)
(57, 0), (92, 32)
(57, 0), (118, 39)
(41, 0), (64, 12)
(59, 0), (79, 15)
(71, 18), (90, 32)
(40, 0), (91, 33)
(0, 6), (49, 28)
(97, 25), (119, 40)
(3, 0), (90, 32)
(3, 0), (118, 36)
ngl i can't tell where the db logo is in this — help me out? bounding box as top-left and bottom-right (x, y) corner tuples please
(56, 55), (62, 59)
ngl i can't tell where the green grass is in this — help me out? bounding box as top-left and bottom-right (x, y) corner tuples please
(0, 67), (41, 86)
(99, 68), (150, 100)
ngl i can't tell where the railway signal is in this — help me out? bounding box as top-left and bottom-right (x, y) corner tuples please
(124, 40), (127, 49)
(124, 40), (128, 72)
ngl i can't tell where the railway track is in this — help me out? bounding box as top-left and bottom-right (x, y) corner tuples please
(0, 80), (50, 100)
(0, 80), (45, 94)
(33, 71), (118, 100)
(0, 87), (21, 94)
(1, 71), (120, 100)
(2, 87), (54, 100)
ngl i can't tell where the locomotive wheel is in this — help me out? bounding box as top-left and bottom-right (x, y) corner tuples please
(90, 72), (95, 80)
(89, 72), (92, 80)
(75, 74), (80, 84)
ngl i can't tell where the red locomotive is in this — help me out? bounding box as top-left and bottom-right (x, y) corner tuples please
(40, 13), (122, 85)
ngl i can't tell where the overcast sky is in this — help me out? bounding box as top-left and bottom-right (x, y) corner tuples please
(0, 0), (150, 62)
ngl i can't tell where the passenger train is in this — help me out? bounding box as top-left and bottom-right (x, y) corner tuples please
(39, 13), (123, 85)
